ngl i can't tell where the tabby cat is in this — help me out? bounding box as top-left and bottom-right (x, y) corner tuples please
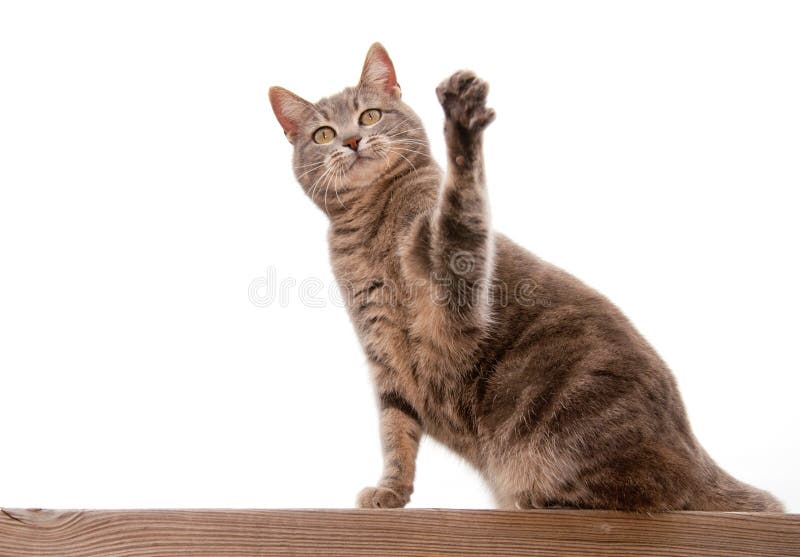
(268, 43), (783, 511)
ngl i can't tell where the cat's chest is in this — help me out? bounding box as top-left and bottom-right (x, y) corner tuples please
(344, 273), (411, 350)
(328, 232), (404, 328)
(328, 237), (477, 442)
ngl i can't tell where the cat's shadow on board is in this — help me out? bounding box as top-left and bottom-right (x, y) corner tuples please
(268, 43), (784, 512)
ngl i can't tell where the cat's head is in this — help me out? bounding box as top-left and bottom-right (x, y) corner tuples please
(269, 43), (428, 210)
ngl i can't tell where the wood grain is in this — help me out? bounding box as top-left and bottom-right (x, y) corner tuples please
(1, 508), (798, 556)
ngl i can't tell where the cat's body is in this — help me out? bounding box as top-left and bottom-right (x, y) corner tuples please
(269, 43), (783, 511)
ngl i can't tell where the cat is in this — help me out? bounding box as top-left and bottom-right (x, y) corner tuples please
(268, 43), (783, 511)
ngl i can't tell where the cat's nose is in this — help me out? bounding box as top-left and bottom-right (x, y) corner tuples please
(343, 136), (361, 151)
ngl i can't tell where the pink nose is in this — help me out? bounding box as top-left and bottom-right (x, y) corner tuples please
(343, 136), (361, 151)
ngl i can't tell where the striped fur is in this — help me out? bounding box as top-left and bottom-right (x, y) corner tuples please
(268, 43), (783, 512)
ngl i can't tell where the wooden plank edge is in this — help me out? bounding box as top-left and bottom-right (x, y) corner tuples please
(1, 508), (799, 557)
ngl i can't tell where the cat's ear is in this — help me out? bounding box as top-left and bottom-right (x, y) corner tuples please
(359, 42), (401, 99)
(269, 86), (314, 144)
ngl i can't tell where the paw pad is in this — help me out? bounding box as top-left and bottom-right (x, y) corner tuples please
(436, 70), (496, 132)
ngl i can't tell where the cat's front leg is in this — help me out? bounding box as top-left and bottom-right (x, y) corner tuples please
(357, 391), (422, 508)
(437, 70), (496, 169)
(415, 71), (495, 323)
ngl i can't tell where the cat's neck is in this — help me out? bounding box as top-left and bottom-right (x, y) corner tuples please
(324, 158), (441, 233)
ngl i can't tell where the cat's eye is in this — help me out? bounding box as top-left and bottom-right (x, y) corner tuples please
(313, 126), (336, 144)
(359, 109), (382, 126)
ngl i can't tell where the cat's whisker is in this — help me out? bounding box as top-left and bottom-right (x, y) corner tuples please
(388, 146), (433, 162)
(296, 159), (322, 168)
(296, 159), (327, 170)
(380, 115), (420, 135)
(386, 148), (418, 174)
(308, 164), (330, 199)
(391, 136), (427, 142)
(333, 164), (346, 209)
(381, 114), (413, 133)
(391, 135), (428, 142)
(309, 163), (334, 202)
(386, 127), (425, 138)
(372, 145), (391, 170)
(380, 119), (405, 137)
(382, 118), (419, 137)
(295, 162), (326, 180)
(390, 145), (430, 154)
(323, 164), (337, 216)
(391, 139), (429, 147)
(385, 120), (423, 132)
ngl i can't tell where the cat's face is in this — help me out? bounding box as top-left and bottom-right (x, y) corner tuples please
(270, 44), (427, 208)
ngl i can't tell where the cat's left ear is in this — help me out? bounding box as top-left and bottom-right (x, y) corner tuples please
(359, 42), (401, 99)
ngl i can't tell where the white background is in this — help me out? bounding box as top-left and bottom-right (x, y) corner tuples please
(1, 1), (798, 512)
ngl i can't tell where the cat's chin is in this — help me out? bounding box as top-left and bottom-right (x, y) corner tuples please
(344, 155), (389, 187)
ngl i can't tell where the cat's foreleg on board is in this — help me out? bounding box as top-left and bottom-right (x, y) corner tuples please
(356, 392), (422, 508)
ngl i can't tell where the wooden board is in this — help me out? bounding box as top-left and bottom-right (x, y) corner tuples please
(1, 508), (799, 556)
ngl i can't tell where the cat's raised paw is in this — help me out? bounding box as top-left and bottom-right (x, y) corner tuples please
(436, 70), (496, 132)
(356, 486), (408, 509)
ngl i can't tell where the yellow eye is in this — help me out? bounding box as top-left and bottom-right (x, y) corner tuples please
(359, 108), (382, 126)
(313, 126), (336, 144)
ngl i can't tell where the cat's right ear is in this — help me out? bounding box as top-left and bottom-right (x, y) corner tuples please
(269, 86), (314, 144)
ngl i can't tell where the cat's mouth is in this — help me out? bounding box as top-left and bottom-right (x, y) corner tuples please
(348, 153), (377, 169)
